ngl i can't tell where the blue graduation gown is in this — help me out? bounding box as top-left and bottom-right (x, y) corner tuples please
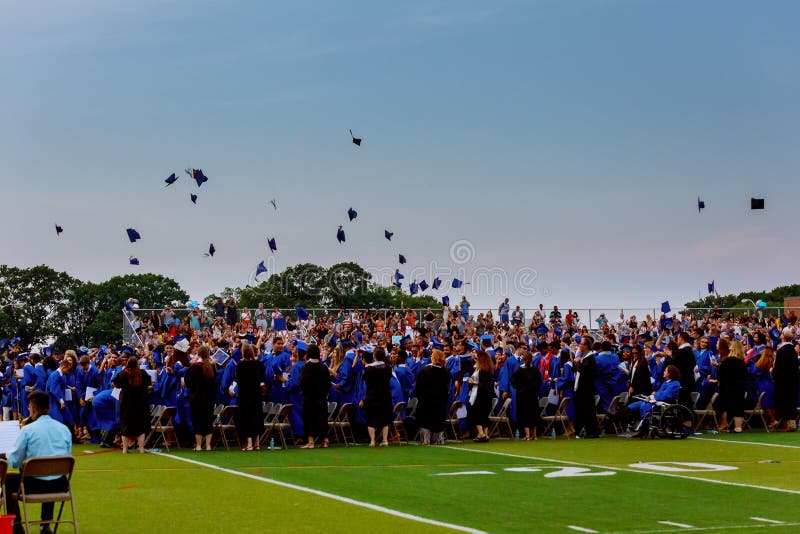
(595, 351), (621, 410)
(270, 350), (292, 404)
(554, 361), (575, 419)
(46, 371), (74, 426)
(394, 365), (412, 403)
(498, 356), (520, 422)
(286, 360), (305, 436)
(220, 360), (237, 406)
(34, 364), (47, 392)
(629, 380), (680, 418)
(88, 389), (119, 432)
(20, 363), (36, 418)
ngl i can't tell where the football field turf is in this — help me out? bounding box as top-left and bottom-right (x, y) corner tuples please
(67, 432), (800, 533)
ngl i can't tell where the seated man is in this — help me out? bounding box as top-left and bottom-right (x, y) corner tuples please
(4, 390), (72, 534)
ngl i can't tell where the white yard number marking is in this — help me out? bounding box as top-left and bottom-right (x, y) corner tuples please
(629, 462), (738, 472)
(431, 467), (615, 477)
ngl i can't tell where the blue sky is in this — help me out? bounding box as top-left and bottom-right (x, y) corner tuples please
(2, 0), (798, 310)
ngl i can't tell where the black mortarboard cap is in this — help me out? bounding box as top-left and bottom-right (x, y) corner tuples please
(129, 256), (139, 266)
(410, 281), (418, 295)
(442, 296), (450, 306)
(751, 198), (764, 210)
(419, 280), (428, 291)
(432, 277), (442, 290)
(385, 230), (393, 241)
(269, 198), (277, 210)
(191, 194), (198, 204)
(337, 226), (346, 243)
(208, 243), (216, 257)
(268, 238), (277, 253)
(399, 254), (407, 264)
(350, 129), (361, 147)
(164, 173), (178, 187)
(348, 207), (358, 221)
(55, 224), (63, 236)
(697, 197), (705, 213)
(126, 228), (141, 243)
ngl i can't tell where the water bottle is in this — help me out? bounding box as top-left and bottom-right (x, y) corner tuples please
(514, 429), (520, 440)
(269, 438), (276, 450)
(709, 429), (718, 435)
(580, 429), (586, 439)
(551, 429), (557, 440)
(150, 448), (161, 453)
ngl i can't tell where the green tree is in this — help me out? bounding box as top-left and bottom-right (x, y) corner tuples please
(0, 265), (81, 350)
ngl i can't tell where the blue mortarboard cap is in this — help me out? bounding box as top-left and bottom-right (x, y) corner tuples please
(296, 306), (309, 320)
(350, 129), (361, 146)
(393, 281), (403, 288)
(126, 228), (141, 243)
(432, 277), (442, 290)
(190, 193), (198, 204)
(255, 261), (268, 278)
(11, 338), (20, 347)
(574, 335), (582, 343)
(129, 256), (139, 265)
(697, 197), (705, 213)
(192, 168), (208, 187)
(294, 340), (308, 353)
(751, 198), (765, 210)
(55, 224), (63, 236)
(164, 173), (178, 186)
(554, 327), (562, 336)
(78, 346), (90, 355)
(42, 346), (53, 357)
(0, 339), (7, 351)
(431, 338), (444, 350)
(245, 333), (256, 343)
(268, 238), (277, 253)
(419, 280), (428, 291)
(481, 334), (493, 345)
(452, 279), (463, 289)
(399, 254), (407, 264)
(401, 335), (412, 345)
(535, 324), (548, 336)
(394, 270), (404, 284)
(409, 281), (418, 295)
(337, 226), (345, 243)
(708, 281), (715, 294)
(341, 339), (354, 348)
(356, 332), (363, 344)
(17, 353), (28, 361)
(442, 296), (450, 306)
(384, 230), (393, 241)
(348, 207), (358, 221)
(359, 344), (374, 354)
(99, 345), (108, 354)
(468, 340), (479, 350)
(663, 318), (674, 330)
(661, 301), (671, 314)
(121, 346), (133, 355)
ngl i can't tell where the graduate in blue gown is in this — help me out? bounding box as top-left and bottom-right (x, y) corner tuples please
(497, 345), (521, 427)
(285, 341), (307, 438)
(270, 338), (292, 404)
(627, 364), (682, 421)
(76, 356), (100, 439)
(20, 355), (38, 418)
(220, 357), (237, 406)
(554, 351), (576, 421)
(595, 342), (622, 411)
(88, 388), (119, 446)
(46, 360), (75, 429)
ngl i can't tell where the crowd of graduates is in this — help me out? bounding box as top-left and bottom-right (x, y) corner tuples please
(1, 299), (799, 450)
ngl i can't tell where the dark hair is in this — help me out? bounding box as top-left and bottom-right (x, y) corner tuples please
(664, 364), (681, 381)
(28, 390), (50, 413)
(600, 341), (613, 352)
(374, 347), (387, 363)
(125, 356), (142, 387)
(666, 341), (679, 352)
(197, 346), (214, 379)
(306, 344), (321, 360)
(475, 351), (493, 373)
(678, 332), (693, 344)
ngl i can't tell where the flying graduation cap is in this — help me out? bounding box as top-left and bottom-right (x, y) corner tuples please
(55, 224), (63, 236)
(348, 207), (358, 221)
(384, 230), (393, 241)
(126, 228), (141, 243)
(409, 281), (419, 295)
(442, 296), (450, 306)
(129, 256), (140, 266)
(751, 198), (765, 210)
(187, 168), (208, 187)
(296, 306), (309, 321)
(268, 238), (277, 253)
(708, 281), (715, 294)
(337, 226), (346, 243)
(269, 198), (277, 210)
(432, 277), (442, 290)
(204, 243), (216, 257)
(452, 278), (463, 289)
(349, 129), (361, 147)
(164, 173), (178, 187)
(399, 254), (407, 264)
(255, 261), (268, 277)
(419, 280), (429, 292)
(394, 269), (404, 283)
(661, 301), (671, 314)
(190, 194), (198, 204)
(697, 197), (705, 213)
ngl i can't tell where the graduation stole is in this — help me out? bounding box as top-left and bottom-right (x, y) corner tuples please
(539, 354), (552, 381)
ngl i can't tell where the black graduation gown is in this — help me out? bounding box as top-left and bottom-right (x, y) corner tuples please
(363, 363), (393, 428)
(467, 370), (494, 428)
(773, 343), (799, 421)
(235, 359), (265, 437)
(300, 360), (332, 438)
(673, 346), (696, 406)
(510, 365), (542, 429)
(717, 357), (747, 417)
(415, 365), (451, 433)
(629, 361), (652, 398)
(113, 369), (152, 437)
(574, 354), (599, 435)
(184, 363), (216, 435)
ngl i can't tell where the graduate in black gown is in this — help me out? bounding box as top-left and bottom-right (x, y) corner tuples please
(773, 329), (799, 431)
(113, 356), (152, 453)
(235, 344), (265, 450)
(184, 346), (217, 451)
(574, 338), (600, 438)
(300, 344), (332, 448)
(415, 349), (451, 445)
(510, 350), (542, 440)
(362, 347), (393, 447)
(467, 351), (495, 442)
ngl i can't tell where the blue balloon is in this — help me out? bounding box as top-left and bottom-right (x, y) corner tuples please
(757, 300), (767, 308)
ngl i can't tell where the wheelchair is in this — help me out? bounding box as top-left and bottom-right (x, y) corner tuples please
(629, 395), (695, 439)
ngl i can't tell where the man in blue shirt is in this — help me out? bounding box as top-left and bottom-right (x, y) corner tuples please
(4, 390), (72, 534)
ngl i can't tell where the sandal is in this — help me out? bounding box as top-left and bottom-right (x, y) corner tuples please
(242, 446), (254, 451)
(320, 441), (328, 449)
(300, 443), (315, 449)
(380, 442), (389, 447)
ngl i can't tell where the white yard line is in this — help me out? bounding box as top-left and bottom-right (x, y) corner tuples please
(657, 521), (694, 529)
(607, 521), (800, 533)
(155, 452), (486, 534)
(690, 436), (800, 449)
(567, 526), (599, 533)
(750, 518), (785, 524)
(440, 446), (800, 495)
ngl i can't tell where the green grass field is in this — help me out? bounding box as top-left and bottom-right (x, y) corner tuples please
(59, 432), (800, 533)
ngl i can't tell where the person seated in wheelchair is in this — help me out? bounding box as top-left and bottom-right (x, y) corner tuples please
(627, 365), (681, 435)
